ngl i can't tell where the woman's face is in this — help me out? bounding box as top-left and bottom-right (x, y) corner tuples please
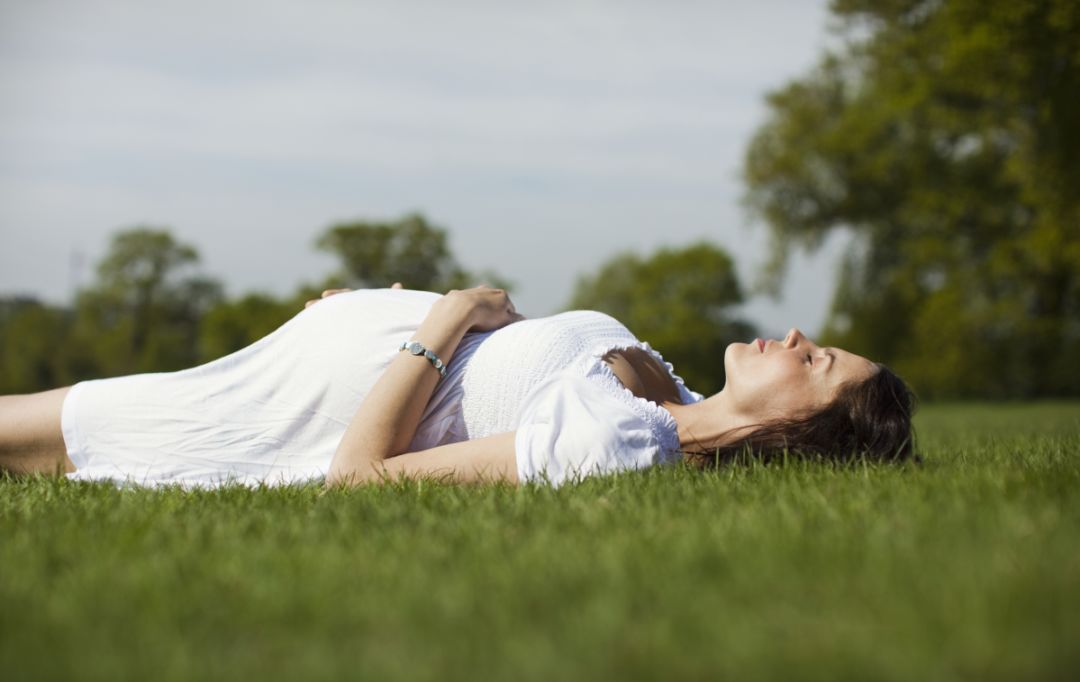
(723, 328), (877, 422)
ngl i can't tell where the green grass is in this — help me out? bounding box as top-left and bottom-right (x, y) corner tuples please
(2, 403), (1078, 681)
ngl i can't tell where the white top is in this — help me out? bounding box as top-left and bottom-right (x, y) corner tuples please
(61, 288), (702, 488)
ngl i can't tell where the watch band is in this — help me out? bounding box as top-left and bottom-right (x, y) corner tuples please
(399, 340), (447, 378)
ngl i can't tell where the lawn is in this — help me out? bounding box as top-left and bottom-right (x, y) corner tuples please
(2, 402), (1078, 681)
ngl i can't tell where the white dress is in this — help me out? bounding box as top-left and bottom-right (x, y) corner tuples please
(61, 288), (703, 487)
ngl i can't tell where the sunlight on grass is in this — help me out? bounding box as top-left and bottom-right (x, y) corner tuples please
(2, 403), (1078, 680)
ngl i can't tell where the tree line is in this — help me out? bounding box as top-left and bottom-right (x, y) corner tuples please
(0, 214), (511, 394)
(0, 216), (750, 397)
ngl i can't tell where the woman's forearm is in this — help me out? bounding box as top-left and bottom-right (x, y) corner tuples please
(327, 296), (474, 485)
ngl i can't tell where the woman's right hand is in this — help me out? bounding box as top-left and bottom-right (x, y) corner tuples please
(437, 286), (525, 332)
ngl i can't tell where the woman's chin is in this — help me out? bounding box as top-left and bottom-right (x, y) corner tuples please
(722, 342), (736, 361)
(724, 341), (751, 358)
(722, 342), (742, 377)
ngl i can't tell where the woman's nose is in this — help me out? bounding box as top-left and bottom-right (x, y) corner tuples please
(784, 328), (806, 347)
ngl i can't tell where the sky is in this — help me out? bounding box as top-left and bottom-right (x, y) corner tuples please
(0, 0), (847, 339)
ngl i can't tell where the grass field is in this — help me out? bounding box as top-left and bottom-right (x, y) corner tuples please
(2, 402), (1078, 681)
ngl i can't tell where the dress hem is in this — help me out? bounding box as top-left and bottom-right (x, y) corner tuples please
(61, 380), (90, 471)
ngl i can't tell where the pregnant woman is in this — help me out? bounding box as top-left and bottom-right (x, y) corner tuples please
(0, 285), (916, 487)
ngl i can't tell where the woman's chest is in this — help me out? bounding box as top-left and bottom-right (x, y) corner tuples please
(601, 347), (682, 405)
(418, 313), (682, 445)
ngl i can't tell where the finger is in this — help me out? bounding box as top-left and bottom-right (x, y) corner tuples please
(305, 300), (316, 308)
(391, 282), (403, 289)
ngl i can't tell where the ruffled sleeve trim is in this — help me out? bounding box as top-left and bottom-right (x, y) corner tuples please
(583, 340), (702, 457)
(513, 371), (679, 486)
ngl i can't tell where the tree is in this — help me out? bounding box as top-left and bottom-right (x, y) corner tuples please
(196, 292), (299, 364)
(743, 0), (1080, 398)
(315, 213), (510, 293)
(195, 213), (515, 363)
(0, 297), (77, 393)
(71, 227), (224, 376)
(566, 243), (755, 395)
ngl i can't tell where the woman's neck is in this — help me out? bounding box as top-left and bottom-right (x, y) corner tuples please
(663, 391), (755, 452)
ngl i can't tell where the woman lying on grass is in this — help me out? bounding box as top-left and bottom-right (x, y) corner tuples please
(0, 284), (916, 487)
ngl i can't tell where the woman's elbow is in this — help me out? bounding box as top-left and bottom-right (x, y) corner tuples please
(325, 462), (383, 488)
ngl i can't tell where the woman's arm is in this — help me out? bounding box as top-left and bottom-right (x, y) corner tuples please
(329, 431), (518, 486)
(326, 287), (523, 487)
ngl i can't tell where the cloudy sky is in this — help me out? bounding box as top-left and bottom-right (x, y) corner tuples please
(0, 0), (845, 337)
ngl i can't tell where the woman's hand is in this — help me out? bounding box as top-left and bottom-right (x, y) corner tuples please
(437, 286), (525, 332)
(304, 282), (402, 309)
(327, 284), (523, 485)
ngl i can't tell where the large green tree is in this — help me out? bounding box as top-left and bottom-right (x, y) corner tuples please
(316, 213), (508, 293)
(71, 227), (224, 376)
(743, 0), (1080, 398)
(567, 243), (755, 395)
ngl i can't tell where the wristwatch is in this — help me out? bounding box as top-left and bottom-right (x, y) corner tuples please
(399, 340), (447, 378)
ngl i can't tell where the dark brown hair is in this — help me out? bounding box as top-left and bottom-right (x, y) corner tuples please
(687, 364), (919, 467)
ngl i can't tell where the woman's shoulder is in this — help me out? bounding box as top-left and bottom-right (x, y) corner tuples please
(513, 370), (681, 486)
(519, 370), (680, 452)
(505, 310), (703, 405)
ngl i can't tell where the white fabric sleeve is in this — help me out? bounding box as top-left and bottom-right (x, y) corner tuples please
(514, 371), (669, 487)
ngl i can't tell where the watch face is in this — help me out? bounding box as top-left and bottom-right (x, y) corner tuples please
(408, 341), (424, 355)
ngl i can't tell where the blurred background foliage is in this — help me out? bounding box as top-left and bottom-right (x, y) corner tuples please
(2, 0), (1078, 400)
(567, 244), (754, 395)
(744, 0), (1080, 398)
(0, 219), (753, 396)
(0, 215), (515, 394)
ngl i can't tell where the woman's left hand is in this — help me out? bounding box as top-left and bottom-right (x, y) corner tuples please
(329, 285), (519, 482)
(436, 286), (525, 332)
